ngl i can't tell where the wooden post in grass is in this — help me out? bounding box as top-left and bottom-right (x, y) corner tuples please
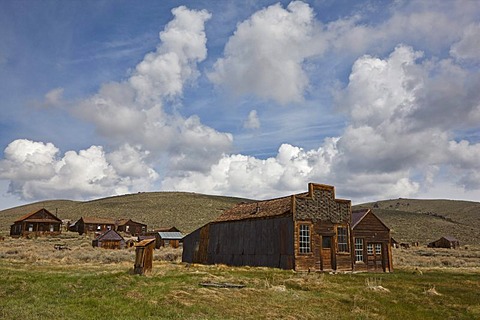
(134, 239), (155, 275)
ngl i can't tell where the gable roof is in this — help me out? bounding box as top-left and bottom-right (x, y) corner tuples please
(95, 229), (124, 241)
(215, 196), (293, 222)
(441, 236), (459, 242)
(352, 208), (390, 230)
(14, 208), (62, 223)
(81, 217), (116, 225)
(116, 219), (147, 227)
(352, 208), (370, 228)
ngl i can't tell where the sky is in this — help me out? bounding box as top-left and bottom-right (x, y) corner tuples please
(1, 0), (479, 210)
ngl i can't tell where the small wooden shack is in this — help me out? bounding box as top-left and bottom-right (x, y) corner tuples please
(141, 227), (183, 249)
(92, 229), (126, 249)
(351, 208), (393, 272)
(428, 236), (460, 249)
(133, 239), (156, 275)
(10, 208), (62, 237)
(158, 231), (183, 248)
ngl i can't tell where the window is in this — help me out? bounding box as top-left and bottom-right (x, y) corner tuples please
(367, 243), (374, 255)
(49, 224), (54, 232)
(355, 238), (364, 262)
(375, 243), (382, 255)
(299, 224), (311, 253)
(28, 224), (33, 232)
(337, 227), (349, 252)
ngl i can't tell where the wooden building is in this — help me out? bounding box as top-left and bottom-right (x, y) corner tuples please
(73, 217), (116, 235)
(351, 208), (393, 272)
(428, 236), (460, 249)
(116, 219), (147, 236)
(157, 231), (183, 248)
(70, 217), (147, 236)
(183, 183), (393, 272)
(10, 208), (62, 237)
(92, 229), (126, 249)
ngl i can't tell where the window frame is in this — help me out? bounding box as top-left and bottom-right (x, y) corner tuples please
(298, 224), (311, 254)
(354, 238), (364, 263)
(336, 226), (349, 253)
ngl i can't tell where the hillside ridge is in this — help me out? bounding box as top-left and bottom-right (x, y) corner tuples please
(1, 193), (479, 245)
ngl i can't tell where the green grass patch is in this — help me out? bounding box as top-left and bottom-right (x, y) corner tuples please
(1, 261), (479, 320)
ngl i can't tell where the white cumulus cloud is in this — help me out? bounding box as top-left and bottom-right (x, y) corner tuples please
(209, 1), (324, 105)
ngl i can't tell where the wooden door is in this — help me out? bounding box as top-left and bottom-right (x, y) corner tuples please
(321, 236), (333, 270)
(367, 243), (384, 271)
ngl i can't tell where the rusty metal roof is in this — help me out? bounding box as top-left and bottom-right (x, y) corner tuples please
(95, 229), (124, 241)
(81, 217), (116, 225)
(14, 208), (62, 223)
(215, 196), (293, 222)
(352, 208), (370, 228)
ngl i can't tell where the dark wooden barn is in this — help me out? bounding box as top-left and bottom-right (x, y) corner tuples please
(351, 208), (393, 272)
(428, 236), (460, 249)
(183, 183), (391, 272)
(92, 229), (126, 249)
(116, 219), (147, 236)
(10, 208), (62, 237)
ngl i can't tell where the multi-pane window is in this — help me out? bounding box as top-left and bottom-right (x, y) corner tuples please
(367, 243), (374, 255)
(375, 243), (382, 255)
(337, 227), (349, 252)
(299, 224), (311, 253)
(355, 238), (364, 262)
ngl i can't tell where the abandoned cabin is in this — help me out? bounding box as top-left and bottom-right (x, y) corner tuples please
(428, 236), (460, 249)
(10, 208), (62, 237)
(115, 219), (147, 236)
(351, 208), (392, 272)
(70, 217), (146, 236)
(92, 229), (126, 249)
(183, 183), (393, 272)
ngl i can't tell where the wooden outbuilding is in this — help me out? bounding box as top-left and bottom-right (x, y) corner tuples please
(10, 208), (62, 237)
(116, 219), (147, 236)
(158, 231), (183, 248)
(133, 239), (156, 275)
(92, 229), (126, 249)
(183, 183), (390, 272)
(428, 236), (460, 249)
(351, 208), (393, 272)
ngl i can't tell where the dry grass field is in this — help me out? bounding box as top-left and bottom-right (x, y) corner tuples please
(0, 235), (479, 319)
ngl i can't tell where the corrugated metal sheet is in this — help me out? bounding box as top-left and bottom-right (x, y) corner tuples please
(158, 231), (184, 240)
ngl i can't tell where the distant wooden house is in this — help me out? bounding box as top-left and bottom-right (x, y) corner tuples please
(183, 183), (393, 272)
(73, 217), (116, 235)
(351, 209), (393, 272)
(92, 229), (126, 249)
(116, 219), (147, 236)
(158, 231), (183, 248)
(10, 208), (62, 237)
(428, 236), (460, 249)
(140, 228), (184, 249)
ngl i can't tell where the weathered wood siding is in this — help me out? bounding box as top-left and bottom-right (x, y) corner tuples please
(352, 211), (392, 272)
(206, 215), (294, 269)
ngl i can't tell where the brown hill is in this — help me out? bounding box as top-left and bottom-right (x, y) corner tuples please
(353, 198), (480, 245)
(0, 192), (252, 234)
